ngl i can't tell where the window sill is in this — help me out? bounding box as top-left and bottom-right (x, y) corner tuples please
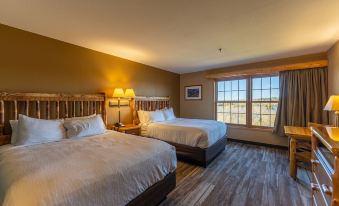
(228, 124), (273, 132)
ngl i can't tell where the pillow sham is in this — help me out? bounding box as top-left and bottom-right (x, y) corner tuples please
(163, 108), (176, 120)
(15, 115), (66, 146)
(63, 114), (106, 138)
(137, 110), (145, 123)
(9, 120), (18, 145)
(138, 110), (152, 124)
(149, 110), (166, 122)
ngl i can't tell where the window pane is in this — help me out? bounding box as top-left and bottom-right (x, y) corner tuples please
(218, 92), (224, 101)
(252, 103), (261, 114)
(224, 103), (231, 113)
(231, 103), (239, 113)
(217, 103), (223, 113)
(262, 89), (270, 101)
(252, 114), (261, 126)
(217, 113), (223, 121)
(224, 113), (231, 123)
(261, 115), (270, 127)
(225, 81), (231, 91)
(232, 80), (238, 90)
(239, 103), (246, 113)
(271, 89), (279, 101)
(239, 114), (246, 125)
(270, 114), (276, 127)
(262, 77), (271, 89)
(239, 91), (246, 101)
(231, 113), (238, 124)
(231, 91), (238, 101)
(271, 76), (279, 89)
(218, 81), (225, 91)
(225, 92), (231, 101)
(216, 78), (248, 126)
(271, 103), (278, 114)
(239, 80), (246, 90)
(252, 78), (261, 89)
(261, 103), (271, 114)
(252, 90), (261, 101)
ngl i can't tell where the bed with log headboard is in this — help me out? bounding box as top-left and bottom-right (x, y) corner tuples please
(0, 92), (176, 206)
(135, 96), (228, 167)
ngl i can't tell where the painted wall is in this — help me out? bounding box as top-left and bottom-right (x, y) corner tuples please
(0, 24), (180, 124)
(180, 53), (327, 146)
(328, 40), (339, 124)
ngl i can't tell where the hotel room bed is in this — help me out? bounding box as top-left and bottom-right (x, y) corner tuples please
(0, 130), (177, 206)
(141, 118), (227, 167)
(0, 92), (177, 206)
(135, 96), (227, 167)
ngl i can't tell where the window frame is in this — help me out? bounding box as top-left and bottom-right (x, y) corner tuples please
(215, 74), (279, 129)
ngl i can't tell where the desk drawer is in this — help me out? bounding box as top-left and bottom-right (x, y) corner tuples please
(312, 151), (333, 206)
(312, 184), (327, 206)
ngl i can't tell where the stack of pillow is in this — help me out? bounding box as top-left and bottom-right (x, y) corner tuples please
(137, 107), (176, 125)
(10, 114), (106, 146)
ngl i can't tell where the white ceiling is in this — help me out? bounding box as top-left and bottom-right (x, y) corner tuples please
(0, 0), (339, 74)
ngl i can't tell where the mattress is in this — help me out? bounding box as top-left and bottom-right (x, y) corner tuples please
(142, 118), (227, 149)
(0, 130), (177, 206)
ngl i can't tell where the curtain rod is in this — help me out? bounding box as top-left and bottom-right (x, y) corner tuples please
(205, 60), (328, 79)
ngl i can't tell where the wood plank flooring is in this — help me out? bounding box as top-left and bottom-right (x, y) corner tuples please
(161, 142), (311, 206)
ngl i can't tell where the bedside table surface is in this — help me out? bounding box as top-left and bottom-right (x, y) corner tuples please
(118, 124), (140, 131)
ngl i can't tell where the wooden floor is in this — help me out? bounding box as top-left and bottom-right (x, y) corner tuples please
(161, 142), (311, 206)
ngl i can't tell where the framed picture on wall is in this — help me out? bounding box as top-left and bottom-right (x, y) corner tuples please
(185, 85), (202, 100)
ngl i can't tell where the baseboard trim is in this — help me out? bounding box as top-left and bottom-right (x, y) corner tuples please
(228, 138), (288, 150)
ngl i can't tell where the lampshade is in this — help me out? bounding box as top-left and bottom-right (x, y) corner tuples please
(113, 88), (124, 98)
(124, 89), (135, 98)
(324, 95), (339, 111)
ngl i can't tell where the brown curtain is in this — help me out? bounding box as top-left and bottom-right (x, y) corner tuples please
(273, 67), (328, 136)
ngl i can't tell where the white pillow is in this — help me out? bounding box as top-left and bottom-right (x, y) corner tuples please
(15, 115), (66, 146)
(9, 120), (18, 145)
(137, 110), (145, 123)
(149, 110), (166, 122)
(163, 108), (176, 120)
(138, 110), (152, 124)
(64, 114), (106, 138)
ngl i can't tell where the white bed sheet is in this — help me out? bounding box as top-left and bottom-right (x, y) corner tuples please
(0, 130), (177, 206)
(142, 118), (227, 149)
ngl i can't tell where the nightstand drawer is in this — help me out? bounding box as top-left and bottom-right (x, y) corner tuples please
(124, 128), (140, 135)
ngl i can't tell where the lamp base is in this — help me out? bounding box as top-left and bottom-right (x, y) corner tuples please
(114, 122), (125, 128)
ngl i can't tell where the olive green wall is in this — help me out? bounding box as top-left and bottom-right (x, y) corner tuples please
(0, 23), (180, 124)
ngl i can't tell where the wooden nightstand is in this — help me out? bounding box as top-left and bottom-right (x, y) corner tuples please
(108, 124), (141, 136)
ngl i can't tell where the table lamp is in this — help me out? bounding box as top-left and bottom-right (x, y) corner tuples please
(113, 88), (125, 127)
(324, 95), (339, 127)
(124, 89), (135, 99)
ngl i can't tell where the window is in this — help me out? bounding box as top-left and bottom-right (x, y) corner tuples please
(217, 79), (247, 125)
(216, 75), (279, 128)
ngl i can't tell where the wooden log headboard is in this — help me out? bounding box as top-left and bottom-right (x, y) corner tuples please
(0, 92), (106, 145)
(133, 96), (170, 124)
(134, 96), (170, 111)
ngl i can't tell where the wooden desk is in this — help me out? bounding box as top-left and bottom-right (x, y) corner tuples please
(284, 126), (312, 179)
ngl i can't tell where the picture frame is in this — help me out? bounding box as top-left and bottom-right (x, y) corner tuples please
(185, 85), (202, 100)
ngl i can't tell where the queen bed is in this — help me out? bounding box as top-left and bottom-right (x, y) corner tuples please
(0, 92), (177, 206)
(135, 96), (228, 167)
